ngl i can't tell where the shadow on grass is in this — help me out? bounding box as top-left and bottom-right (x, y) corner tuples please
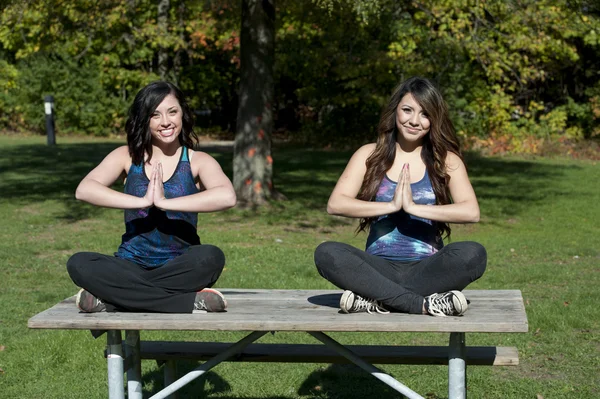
(0, 142), (122, 221)
(0, 141), (580, 224)
(298, 363), (422, 398)
(464, 152), (580, 223)
(0, 142), (235, 222)
(141, 362), (239, 398)
(141, 360), (415, 399)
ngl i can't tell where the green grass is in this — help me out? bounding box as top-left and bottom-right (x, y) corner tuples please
(0, 135), (598, 398)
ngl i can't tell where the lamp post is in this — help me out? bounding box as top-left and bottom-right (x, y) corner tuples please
(44, 95), (56, 145)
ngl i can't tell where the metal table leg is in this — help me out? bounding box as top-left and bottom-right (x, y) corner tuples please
(448, 332), (466, 399)
(164, 360), (178, 399)
(124, 330), (143, 399)
(107, 330), (125, 399)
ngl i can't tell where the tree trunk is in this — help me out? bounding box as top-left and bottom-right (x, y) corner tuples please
(172, 0), (185, 84)
(157, 0), (170, 80)
(234, 0), (277, 207)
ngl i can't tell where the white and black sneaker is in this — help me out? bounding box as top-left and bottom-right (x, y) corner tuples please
(339, 290), (390, 314)
(76, 289), (106, 313)
(194, 288), (227, 312)
(424, 291), (468, 317)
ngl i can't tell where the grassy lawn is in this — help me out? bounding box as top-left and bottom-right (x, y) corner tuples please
(0, 135), (598, 398)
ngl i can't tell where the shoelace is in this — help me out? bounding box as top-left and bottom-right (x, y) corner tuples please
(194, 300), (207, 311)
(351, 296), (390, 314)
(427, 293), (454, 317)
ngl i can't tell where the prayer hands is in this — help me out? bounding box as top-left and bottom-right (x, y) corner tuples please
(143, 162), (167, 209)
(391, 163), (415, 213)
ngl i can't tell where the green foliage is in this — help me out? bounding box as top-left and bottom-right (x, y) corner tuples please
(0, 0), (599, 151)
(0, 54), (127, 135)
(0, 0), (239, 134)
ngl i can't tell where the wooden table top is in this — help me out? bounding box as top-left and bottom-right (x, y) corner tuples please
(28, 289), (528, 333)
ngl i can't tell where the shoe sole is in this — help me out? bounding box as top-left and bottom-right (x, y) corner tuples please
(76, 289), (96, 313)
(197, 288), (228, 311)
(339, 290), (355, 314)
(450, 290), (468, 315)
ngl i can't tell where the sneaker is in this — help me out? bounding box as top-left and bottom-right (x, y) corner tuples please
(339, 290), (390, 314)
(194, 288), (227, 312)
(76, 289), (106, 313)
(424, 291), (468, 317)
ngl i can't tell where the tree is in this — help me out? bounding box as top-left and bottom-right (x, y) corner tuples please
(232, 0), (383, 206)
(157, 0), (170, 80)
(233, 0), (277, 206)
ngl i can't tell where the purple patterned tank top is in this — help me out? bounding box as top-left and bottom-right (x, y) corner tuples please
(365, 170), (443, 261)
(115, 147), (200, 268)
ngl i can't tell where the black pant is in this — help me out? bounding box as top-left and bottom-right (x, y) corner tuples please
(314, 241), (487, 314)
(67, 245), (225, 313)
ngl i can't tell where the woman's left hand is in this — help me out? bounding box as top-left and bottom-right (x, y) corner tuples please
(401, 163), (416, 213)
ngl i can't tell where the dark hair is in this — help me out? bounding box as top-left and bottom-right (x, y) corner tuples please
(357, 76), (463, 239)
(125, 81), (198, 165)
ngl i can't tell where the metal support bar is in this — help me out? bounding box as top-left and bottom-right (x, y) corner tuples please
(308, 332), (425, 399)
(124, 330), (143, 399)
(164, 360), (178, 399)
(448, 332), (467, 399)
(107, 330), (125, 399)
(149, 331), (268, 399)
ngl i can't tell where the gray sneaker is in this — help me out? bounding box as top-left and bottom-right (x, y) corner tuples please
(339, 290), (390, 314)
(425, 291), (468, 317)
(76, 289), (106, 313)
(194, 288), (227, 312)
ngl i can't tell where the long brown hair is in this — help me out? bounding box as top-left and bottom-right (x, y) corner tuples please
(357, 77), (463, 239)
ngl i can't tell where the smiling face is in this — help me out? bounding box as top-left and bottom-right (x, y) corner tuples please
(395, 93), (431, 144)
(149, 94), (182, 146)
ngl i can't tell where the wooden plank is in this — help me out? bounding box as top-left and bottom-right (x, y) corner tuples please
(138, 341), (519, 366)
(27, 289), (528, 333)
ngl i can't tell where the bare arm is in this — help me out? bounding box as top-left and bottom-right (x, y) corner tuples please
(75, 146), (153, 209)
(327, 144), (401, 218)
(402, 152), (480, 223)
(154, 151), (236, 212)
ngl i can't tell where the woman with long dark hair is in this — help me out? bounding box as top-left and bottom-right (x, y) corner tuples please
(314, 77), (486, 316)
(67, 81), (236, 313)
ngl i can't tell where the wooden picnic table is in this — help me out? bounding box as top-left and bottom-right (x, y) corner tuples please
(28, 288), (528, 399)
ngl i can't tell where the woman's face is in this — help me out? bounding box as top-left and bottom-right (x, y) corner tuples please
(395, 93), (431, 143)
(149, 94), (182, 146)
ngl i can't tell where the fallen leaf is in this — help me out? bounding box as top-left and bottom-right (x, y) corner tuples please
(564, 301), (570, 306)
(537, 394), (544, 399)
(534, 328), (541, 336)
(0, 345), (5, 351)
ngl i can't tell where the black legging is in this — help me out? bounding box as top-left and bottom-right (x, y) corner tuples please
(314, 241), (487, 314)
(67, 245), (225, 313)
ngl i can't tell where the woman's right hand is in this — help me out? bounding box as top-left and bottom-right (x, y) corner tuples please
(391, 166), (405, 212)
(142, 163), (157, 208)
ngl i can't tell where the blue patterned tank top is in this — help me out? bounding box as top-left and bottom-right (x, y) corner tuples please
(115, 147), (200, 268)
(365, 170), (443, 261)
